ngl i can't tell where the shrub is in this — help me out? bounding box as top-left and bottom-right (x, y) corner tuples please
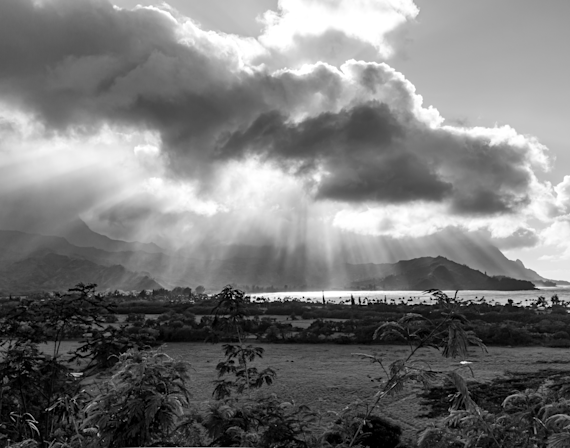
(82, 349), (191, 448)
(546, 338), (570, 348)
(553, 330), (570, 340)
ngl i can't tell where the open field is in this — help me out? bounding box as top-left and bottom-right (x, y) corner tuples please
(41, 341), (570, 441)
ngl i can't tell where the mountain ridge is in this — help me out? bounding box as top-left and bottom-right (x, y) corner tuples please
(0, 252), (161, 294)
(348, 256), (536, 291)
(53, 219), (164, 254)
(0, 225), (557, 292)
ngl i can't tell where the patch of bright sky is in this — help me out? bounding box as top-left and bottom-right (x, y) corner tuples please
(390, 0), (570, 185)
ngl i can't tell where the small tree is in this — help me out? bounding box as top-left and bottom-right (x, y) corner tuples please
(210, 286), (276, 399)
(203, 286), (317, 447)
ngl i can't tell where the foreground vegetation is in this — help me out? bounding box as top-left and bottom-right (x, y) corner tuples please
(2, 285), (570, 447)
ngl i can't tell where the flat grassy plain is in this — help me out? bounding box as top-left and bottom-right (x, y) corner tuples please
(43, 341), (570, 441)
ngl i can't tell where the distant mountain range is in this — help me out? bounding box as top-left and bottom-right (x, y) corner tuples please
(0, 229), (162, 293)
(61, 219), (163, 254)
(0, 220), (562, 294)
(0, 252), (160, 293)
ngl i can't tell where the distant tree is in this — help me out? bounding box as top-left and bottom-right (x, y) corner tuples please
(195, 285), (206, 295)
(153, 288), (169, 297)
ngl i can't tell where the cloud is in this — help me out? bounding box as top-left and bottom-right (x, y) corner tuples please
(541, 220), (570, 259)
(552, 175), (570, 216)
(218, 101), (453, 203)
(0, 0), (560, 252)
(0, 115), (148, 235)
(256, 0), (419, 68)
(219, 91), (546, 214)
(482, 227), (540, 251)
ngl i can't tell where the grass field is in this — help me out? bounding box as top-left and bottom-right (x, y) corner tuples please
(43, 341), (570, 442)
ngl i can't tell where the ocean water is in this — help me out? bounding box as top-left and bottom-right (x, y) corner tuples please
(250, 287), (570, 306)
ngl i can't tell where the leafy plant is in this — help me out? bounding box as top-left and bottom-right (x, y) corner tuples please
(204, 395), (317, 447)
(82, 349), (191, 448)
(213, 344), (276, 400)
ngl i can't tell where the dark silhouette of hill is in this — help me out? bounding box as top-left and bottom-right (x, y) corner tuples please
(348, 256), (536, 291)
(333, 228), (545, 282)
(0, 252), (161, 294)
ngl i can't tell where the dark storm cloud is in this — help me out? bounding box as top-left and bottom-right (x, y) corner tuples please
(219, 101), (453, 203)
(0, 0), (547, 215)
(218, 99), (538, 212)
(0, 0), (178, 124)
(431, 130), (536, 215)
(0, 0), (268, 181)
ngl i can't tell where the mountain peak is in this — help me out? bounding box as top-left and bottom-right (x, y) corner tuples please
(349, 255), (536, 291)
(56, 219), (164, 254)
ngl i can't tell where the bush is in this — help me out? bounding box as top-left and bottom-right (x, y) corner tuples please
(478, 324), (535, 346)
(325, 413), (404, 448)
(546, 338), (570, 348)
(82, 349), (191, 448)
(553, 330), (570, 340)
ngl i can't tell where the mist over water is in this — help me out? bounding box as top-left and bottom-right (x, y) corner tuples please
(251, 287), (570, 306)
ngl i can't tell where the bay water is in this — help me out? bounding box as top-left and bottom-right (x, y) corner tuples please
(250, 287), (570, 307)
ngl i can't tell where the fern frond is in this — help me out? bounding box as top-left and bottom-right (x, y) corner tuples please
(447, 371), (474, 410)
(373, 322), (406, 340)
(548, 432), (570, 448)
(546, 414), (570, 431)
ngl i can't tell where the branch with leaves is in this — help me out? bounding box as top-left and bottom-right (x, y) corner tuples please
(349, 289), (488, 447)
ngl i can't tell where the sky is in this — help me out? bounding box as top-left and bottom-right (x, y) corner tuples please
(0, 0), (569, 280)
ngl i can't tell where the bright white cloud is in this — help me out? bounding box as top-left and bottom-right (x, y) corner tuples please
(541, 220), (570, 259)
(554, 176), (570, 215)
(257, 0), (419, 68)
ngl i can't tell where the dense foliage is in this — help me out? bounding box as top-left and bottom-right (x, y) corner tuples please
(82, 290), (570, 348)
(2, 284), (570, 447)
